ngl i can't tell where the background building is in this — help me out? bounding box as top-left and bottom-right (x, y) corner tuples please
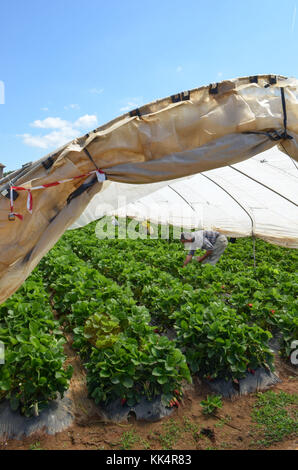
(0, 164), (5, 179)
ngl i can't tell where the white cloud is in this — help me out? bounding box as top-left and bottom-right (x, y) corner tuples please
(64, 103), (80, 110)
(217, 72), (223, 78)
(31, 117), (69, 129)
(74, 114), (98, 129)
(89, 87), (104, 95)
(21, 128), (78, 149)
(21, 134), (49, 149)
(120, 98), (143, 112)
(21, 114), (98, 149)
(41, 107), (49, 111)
(176, 66), (183, 73)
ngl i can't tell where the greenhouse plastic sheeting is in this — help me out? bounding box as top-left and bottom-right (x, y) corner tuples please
(0, 74), (298, 304)
(76, 147), (297, 249)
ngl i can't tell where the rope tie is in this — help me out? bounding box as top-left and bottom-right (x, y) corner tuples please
(8, 168), (106, 221)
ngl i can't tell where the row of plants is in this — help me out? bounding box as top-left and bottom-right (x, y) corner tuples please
(38, 240), (191, 407)
(172, 302), (273, 379)
(61, 239), (276, 380)
(1, 219), (295, 414)
(48, 230), (279, 382)
(0, 272), (72, 416)
(63, 222), (297, 360)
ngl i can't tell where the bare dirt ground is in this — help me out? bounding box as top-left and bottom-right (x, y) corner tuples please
(1, 334), (297, 451)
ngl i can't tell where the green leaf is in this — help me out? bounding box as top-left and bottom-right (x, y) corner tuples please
(111, 377), (120, 384)
(157, 376), (168, 385)
(121, 377), (134, 388)
(30, 336), (40, 349)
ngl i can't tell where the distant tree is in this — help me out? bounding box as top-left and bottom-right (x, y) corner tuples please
(3, 170), (14, 177)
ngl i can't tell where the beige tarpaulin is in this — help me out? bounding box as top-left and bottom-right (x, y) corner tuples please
(0, 74), (298, 304)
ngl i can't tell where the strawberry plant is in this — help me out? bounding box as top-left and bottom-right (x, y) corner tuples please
(83, 312), (121, 349)
(86, 333), (191, 407)
(0, 275), (72, 416)
(173, 302), (274, 380)
(200, 395), (223, 415)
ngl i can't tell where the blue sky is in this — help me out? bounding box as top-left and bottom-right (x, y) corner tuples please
(0, 0), (297, 171)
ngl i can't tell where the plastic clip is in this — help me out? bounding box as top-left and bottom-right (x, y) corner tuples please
(171, 93), (181, 103)
(269, 75), (277, 85)
(129, 108), (141, 117)
(4, 188), (19, 201)
(181, 91), (190, 101)
(42, 156), (55, 170)
(209, 83), (218, 95)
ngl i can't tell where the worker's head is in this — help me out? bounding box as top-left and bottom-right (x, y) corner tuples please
(180, 232), (195, 244)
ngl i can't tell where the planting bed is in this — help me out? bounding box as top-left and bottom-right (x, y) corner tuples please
(0, 219), (297, 449)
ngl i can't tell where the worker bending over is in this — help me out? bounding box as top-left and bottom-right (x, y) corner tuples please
(181, 230), (228, 267)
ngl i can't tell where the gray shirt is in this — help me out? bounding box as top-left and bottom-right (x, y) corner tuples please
(188, 230), (219, 255)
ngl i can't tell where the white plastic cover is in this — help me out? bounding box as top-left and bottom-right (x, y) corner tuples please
(72, 147), (298, 249)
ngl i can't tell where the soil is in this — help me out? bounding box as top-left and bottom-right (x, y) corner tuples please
(1, 333), (297, 451)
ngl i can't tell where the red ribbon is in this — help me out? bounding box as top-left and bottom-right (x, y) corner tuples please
(8, 168), (106, 220)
